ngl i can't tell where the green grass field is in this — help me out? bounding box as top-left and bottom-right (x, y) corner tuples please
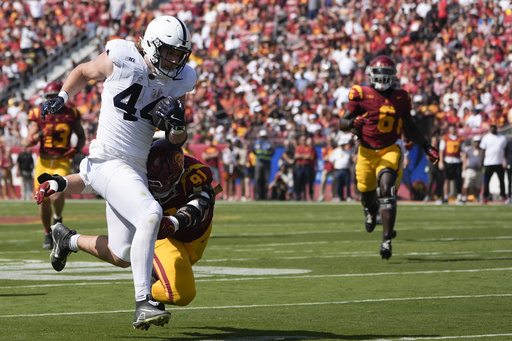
(0, 200), (511, 341)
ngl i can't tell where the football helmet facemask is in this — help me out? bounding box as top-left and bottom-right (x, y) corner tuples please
(147, 139), (185, 199)
(366, 55), (397, 91)
(43, 81), (63, 100)
(142, 16), (192, 79)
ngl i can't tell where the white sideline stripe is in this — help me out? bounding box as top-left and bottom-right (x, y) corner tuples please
(0, 294), (510, 318)
(374, 334), (512, 341)
(1, 267), (511, 289)
(194, 267), (512, 282)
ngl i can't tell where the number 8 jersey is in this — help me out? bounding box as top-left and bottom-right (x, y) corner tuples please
(347, 85), (412, 149)
(91, 39), (197, 166)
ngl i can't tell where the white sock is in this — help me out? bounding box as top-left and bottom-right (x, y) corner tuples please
(69, 234), (81, 252)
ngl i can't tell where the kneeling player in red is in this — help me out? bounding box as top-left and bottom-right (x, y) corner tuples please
(36, 139), (221, 327)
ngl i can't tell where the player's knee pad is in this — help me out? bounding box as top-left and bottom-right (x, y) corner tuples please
(378, 196), (396, 211)
(378, 168), (398, 180)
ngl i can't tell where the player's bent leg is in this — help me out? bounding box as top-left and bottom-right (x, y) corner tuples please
(152, 238), (196, 306)
(378, 172), (398, 260)
(77, 235), (131, 267)
(360, 190), (378, 232)
(40, 199), (54, 249)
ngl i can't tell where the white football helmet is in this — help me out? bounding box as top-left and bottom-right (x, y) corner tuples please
(142, 16), (192, 78)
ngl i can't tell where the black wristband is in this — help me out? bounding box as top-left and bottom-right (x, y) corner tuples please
(174, 211), (190, 229)
(38, 130), (44, 139)
(36, 173), (68, 192)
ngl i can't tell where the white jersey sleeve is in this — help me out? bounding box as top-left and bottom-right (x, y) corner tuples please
(90, 39), (197, 168)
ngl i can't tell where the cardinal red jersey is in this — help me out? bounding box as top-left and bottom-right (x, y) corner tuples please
(28, 106), (81, 156)
(348, 85), (412, 149)
(441, 134), (464, 159)
(160, 154), (215, 243)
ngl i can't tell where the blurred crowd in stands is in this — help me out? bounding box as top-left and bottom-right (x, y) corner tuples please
(1, 0), (512, 201)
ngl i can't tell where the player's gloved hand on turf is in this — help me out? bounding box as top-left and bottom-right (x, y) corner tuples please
(41, 96), (65, 120)
(35, 173), (69, 204)
(155, 96), (186, 133)
(423, 143), (439, 165)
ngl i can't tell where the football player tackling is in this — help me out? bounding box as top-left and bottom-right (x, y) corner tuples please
(39, 16), (196, 328)
(36, 139), (220, 329)
(339, 55), (439, 259)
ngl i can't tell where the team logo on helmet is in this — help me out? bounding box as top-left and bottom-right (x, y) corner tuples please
(365, 55), (397, 91)
(142, 16), (192, 79)
(147, 139), (185, 200)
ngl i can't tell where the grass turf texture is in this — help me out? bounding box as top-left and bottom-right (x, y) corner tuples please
(0, 200), (511, 341)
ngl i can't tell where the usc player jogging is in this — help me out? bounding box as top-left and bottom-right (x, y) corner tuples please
(26, 81), (86, 250)
(339, 55), (439, 259)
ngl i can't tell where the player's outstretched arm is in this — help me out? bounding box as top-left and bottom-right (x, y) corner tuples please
(36, 173), (86, 204)
(41, 52), (113, 120)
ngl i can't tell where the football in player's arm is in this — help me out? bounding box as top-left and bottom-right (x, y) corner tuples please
(338, 55), (439, 260)
(38, 15), (197, 330)
(36, 139), (221, 307)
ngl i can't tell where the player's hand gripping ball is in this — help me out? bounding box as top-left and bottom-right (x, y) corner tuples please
(152, 96), (186, 132)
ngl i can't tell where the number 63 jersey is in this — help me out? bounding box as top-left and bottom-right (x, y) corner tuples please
(93, 39), (197, 163)
(347, 85), (412, 149)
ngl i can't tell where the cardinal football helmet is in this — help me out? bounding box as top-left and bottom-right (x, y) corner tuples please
(366, 55), (397, 91)
(43, 81), (62, 100)
(147, 139), (185, 199)
(142, 16), (192, 79)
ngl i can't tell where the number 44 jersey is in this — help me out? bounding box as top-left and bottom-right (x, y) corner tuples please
(93, 39), (197, 164)
(347, 85), (412, 149)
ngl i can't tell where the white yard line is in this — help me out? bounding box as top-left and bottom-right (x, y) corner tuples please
(0, 266), (511, 288)
(1, 293), (510, 318)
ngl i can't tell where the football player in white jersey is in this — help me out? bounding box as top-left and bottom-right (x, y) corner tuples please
(40, 16), (197, 329)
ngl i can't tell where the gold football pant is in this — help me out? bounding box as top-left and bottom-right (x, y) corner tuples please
(151, 223), (212, 306)
(34, 157), (71, 193)
(355, 144), (403, 193)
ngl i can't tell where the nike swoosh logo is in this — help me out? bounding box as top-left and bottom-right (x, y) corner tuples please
(201, 237), (208, 243)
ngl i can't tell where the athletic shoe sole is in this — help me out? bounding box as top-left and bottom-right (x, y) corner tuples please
(133, 311), (171, 330)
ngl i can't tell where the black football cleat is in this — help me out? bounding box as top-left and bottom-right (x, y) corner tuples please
(380, 239), (392, 260)
(133, 295), (171, 330)
(50, 223), (76, 272)
(364, 207), (378, 232)
(43, 233), (53, 250)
